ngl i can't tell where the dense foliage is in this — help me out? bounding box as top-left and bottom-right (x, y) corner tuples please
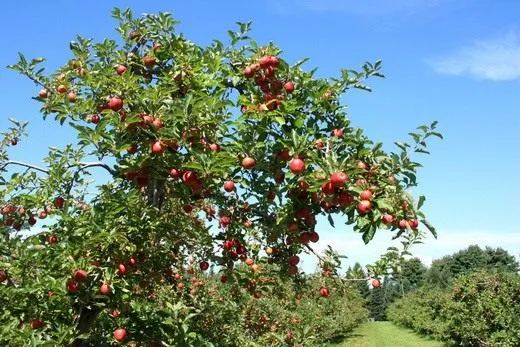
(425, 245), (519, 288)
(0, 8), (439, 346)
(388, 270), (520, 347)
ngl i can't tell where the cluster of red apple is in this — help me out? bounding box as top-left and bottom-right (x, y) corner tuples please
(242, 55), (295, 112)
(1, 196), (65, 231)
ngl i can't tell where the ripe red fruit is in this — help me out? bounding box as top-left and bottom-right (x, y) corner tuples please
(143, 55), (156, 66)
(90, 114), (100, 124)
(38, 211), (47, 219)
(245, 258), (255, 266)
(399, 219), (408, 230)
(169, 168), (181, 179)
(243, 66), (254, 78)
(39, 88), (49, 98)
(266, 191), (276, 201)
(332, 128), (344, 137)
(115, 64), (127, 75)
(66, 280), (80, 293)
(259, 56), (271, 67)
(288, 265), (298, 275)
(409, 218), (419, 229)
(117, 264), (128, 276)
(220, 275), (228, 283)
(11, 138), (18, 146)
(357, 161), (368, 170)
(199, 261), (209, 271)
(357, 200), (372, 215)
(319, 287), (330, 297)
(320, 181), (335, 195)
(372, 279), (381, 288)
(30, 319), (44, 329)
(28, 217), (37, 226)
(223, 239), (233, 250)
(0, 270), (7, 282)
(382, 214), (394, 225)
(223, 180), (235, 192)
(330, 171), (348, 187)
(277, 149), (291, 161)
(289, 158), (305, 174)
(336, 191), (353, 206)
(269, 56), (280, 66)
(113, 328), (127, 342)
(241, 157), (256, 170)
(56, 84), (67, 94)
(284, 81), (295, 93)
(289, 255), (300, 266)
(151, 141), (165, 155)
(54, 196), (65, 208)
(67, 91), (77, 102)
(151, 118), (163, 129)
(107, 97), (123, 111)
(99, 283), (112, 295)
(309, 231), (320, 243)
(219, 216), (231, 227)
(360, 190), (373, 200)
(73, 269), (88, 282)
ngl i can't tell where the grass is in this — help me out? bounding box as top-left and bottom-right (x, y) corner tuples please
(328, 321), (445, 347)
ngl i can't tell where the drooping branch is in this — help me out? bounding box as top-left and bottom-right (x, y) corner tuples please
(77, 162), (117, 176)
(0, 160), (49, 174)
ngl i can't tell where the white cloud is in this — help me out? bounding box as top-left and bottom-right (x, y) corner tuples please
(428, 32), (520, 81)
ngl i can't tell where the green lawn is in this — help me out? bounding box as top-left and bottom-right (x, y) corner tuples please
(329, 321), (445, 347)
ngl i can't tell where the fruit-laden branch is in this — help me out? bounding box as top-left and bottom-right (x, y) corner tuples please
(0, 160), (117, 176)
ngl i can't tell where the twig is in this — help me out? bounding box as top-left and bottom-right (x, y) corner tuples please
(0, 160), (49, 174)
(77, 162), (117, 176)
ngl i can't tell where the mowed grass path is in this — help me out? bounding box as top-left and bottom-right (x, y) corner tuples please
(330, 321), (445, 347)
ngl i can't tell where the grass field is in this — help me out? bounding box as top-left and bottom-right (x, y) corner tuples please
(329, 321), (445, 347)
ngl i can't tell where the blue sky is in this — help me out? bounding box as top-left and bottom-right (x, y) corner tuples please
(1, 0), (519, 271)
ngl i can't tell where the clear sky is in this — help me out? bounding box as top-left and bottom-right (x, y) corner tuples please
(1, 0), (519, 272)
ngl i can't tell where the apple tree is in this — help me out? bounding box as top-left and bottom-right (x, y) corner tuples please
(0, 8), (441, 346)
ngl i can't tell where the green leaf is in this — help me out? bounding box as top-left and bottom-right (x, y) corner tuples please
(327, 214), (335, 228)
(421, 219), (437, 239)
(362, 225), (376, 244)
(417, 195), (425, 210)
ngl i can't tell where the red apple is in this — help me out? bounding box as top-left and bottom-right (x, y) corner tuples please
(143, 55), (156, 66)
(39, 88), (49, 98)
(259, 56), (271, 67)
(241, 157), (256, 170)
(223, 180), (235, 192)
(372, 279), (381, 288)
(399, 219), (408, 230)
(67, 91), (77, 102)
(360, 190), (373, 200)
(330, 171), (348, 188)
(284, 81), (295, 93)
(73, 269), (88, 282)
(151, 141), (165, 155)
(113, 328), (127, 342)
(382, 214), (394, 225)
(117, 264), (128, 276)
(66, 279), (80, 293)
(409, 218), (419, 229)
(319, 287), (330, 297)
(54, 196), (65, 208)
(321, 181), (335, 195)
(107, 97), (123, 111)
(30, 319), (44, 329)
(243, 66), (254, 78)
(289, 158), (305, 174)
(277, 149), (291, 161)
(0, 270), (6, 282)
(115, 64), (127, 75)
(357, 200), (372, 214)
(56, 85), (67, 94)
(199, 261), (209, 271)
(99, 283), (112, 295)
(332, 128), (344, 137)
(289, 255), (300, 266)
